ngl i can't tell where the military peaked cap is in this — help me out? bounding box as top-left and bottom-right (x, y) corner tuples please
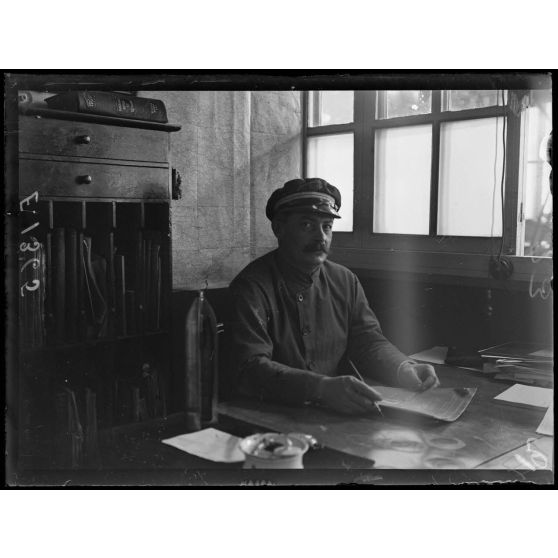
(265, 178), (341, 220)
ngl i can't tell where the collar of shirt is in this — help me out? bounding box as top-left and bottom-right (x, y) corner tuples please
(274, 250), (321, 291)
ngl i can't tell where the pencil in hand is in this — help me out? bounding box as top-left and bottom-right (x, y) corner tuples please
(349, 360), (383, 416)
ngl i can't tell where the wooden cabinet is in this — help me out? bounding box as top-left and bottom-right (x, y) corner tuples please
(17, 112), (180, 470)
(19, 158), (170, 199)
(19, 117), (169, 162)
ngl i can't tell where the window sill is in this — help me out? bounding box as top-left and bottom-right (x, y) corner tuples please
(330, 247), (553, 291)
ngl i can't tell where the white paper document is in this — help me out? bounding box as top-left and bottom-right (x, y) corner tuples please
(162, 428), (245, 463)
(372, 386), (476, 422)
(536, 405), (554, 436)
(529, 349), (553, 359)
(409, 346), (448, 365)
(494, 384), (553, 410)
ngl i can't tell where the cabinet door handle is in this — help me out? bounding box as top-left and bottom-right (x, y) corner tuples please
(77, 174), (93, 185)
(76, 135), (91, 144)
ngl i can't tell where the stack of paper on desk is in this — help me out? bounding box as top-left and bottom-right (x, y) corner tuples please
(479, 342), (553, 361)
(371, 386), (477, 422)
(479, 342), (554, 387)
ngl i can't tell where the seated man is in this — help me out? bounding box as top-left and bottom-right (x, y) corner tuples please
(229, 178), (439, 414)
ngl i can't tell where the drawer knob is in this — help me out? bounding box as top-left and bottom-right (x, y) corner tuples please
(77, 175), (93, 185)
(76, 135), (91, 144)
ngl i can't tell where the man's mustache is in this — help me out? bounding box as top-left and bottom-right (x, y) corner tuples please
(303, 243), (329, 253)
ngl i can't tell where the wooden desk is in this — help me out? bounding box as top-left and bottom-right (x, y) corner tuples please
(481, 436), (553, 471)
(10, 366), (553, 486)
(218, 365), (554, 471)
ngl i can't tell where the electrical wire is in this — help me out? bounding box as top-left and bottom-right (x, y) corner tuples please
(498, 89), (507, 261)
(490, 91), (501, 259)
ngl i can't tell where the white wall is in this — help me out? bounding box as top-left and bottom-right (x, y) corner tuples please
(139, 91), (302, 289)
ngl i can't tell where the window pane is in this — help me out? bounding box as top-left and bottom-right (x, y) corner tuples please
(308, 91), (354, 127)
(438, 117), (504, 237)
(522, 89), (552, 257)
(373, 125), (432, 234)
(445, 90), (507, 111)
(307, 133), (354, 232)
(378, 90), (432, 119)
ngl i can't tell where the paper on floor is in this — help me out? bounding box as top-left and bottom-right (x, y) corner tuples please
(494, 384), (553, 410)
(162, 428), (245, 463)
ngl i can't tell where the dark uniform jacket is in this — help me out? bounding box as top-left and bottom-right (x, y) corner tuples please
(229, 249), (409, 405)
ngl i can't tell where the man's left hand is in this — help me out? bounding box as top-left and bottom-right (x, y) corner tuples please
(398, 362), (440, 391)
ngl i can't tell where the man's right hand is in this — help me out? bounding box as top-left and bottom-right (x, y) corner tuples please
(315, 375), (383, 415)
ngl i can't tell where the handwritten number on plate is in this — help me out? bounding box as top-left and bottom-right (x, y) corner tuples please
(20, 258), (40, 273)
(20, 279), (40, 297)
(19, 240), (41, 253)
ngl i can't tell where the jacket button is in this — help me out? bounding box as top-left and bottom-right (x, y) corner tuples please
(302, 327), (311, 336)
(297, 294), (304, 302)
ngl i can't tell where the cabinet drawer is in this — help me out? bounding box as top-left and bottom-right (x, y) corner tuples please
(19, 116), (168, 163)
(20, 159), (170, 199)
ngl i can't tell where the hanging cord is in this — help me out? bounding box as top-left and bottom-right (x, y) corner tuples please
(489, 90), (501, 259)
(498, 89), (507, 261)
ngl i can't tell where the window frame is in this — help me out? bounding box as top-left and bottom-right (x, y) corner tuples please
(302, 89), (551, 283)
